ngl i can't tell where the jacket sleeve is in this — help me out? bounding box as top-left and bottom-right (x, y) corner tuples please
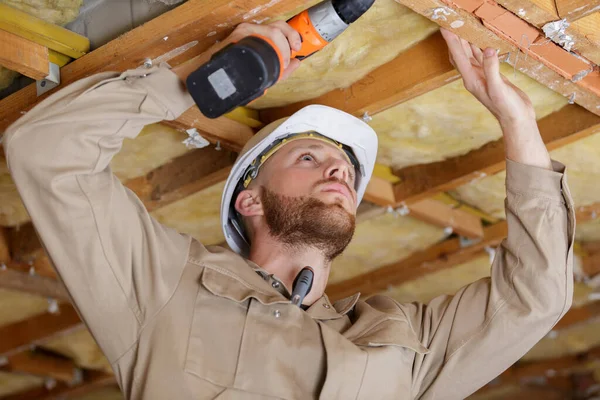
(404, 159), (575, 400)
(3, 66), (196, 363)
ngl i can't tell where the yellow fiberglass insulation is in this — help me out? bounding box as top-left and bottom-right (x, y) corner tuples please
(0, 289), (49, 327)
(151, 180), (226, 246)
(251, 0), (438, 108)
(0, 372), (43, 397)
(578, 218), (600, 242)
(451, 131), (600, 220)
(372, 63), (568, 170)
(0, 0), (83, 90)
(329, 212), (446, 284)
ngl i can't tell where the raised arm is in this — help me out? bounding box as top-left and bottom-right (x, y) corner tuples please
(403, 29), (574, 398)
(3, 66), (195, 363)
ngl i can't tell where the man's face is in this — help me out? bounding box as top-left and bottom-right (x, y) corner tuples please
(250, 138), (358, 260)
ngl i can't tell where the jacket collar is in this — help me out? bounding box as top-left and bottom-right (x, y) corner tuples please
(192, 244), (359, 320)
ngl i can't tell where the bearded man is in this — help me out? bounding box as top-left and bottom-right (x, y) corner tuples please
(4, 20), (573, 400)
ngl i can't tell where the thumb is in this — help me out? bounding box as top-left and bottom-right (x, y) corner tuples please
(482, 48), (503, 90)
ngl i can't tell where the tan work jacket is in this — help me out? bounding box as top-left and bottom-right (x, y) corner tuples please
(4, 66), (575, 400)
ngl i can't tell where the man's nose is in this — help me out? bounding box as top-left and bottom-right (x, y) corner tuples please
(324, 158), (350, 183)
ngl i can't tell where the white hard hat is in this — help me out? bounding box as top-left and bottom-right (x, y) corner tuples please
(221, 104), (378, 256)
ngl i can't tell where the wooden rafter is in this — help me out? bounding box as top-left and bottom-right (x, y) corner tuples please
(259, 31), (460, 123)
(0, 303), (82, 357)
(1, 352), (79, 383)
(0, 30), (49, 81)
(0, 268), (69, 302)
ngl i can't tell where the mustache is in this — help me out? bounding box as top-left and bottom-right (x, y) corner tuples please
(313, 178), (353, 195)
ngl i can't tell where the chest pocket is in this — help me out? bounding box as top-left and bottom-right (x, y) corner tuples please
(184, 265), (289, 389)
(323, 302), (429, 400)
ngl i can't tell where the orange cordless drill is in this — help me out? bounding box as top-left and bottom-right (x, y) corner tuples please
(186, 0), (375, 118)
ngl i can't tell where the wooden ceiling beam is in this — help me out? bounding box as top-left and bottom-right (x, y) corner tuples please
(395, 0), (600, 115)
(0, 227), (9, 265)
(258, 31), (460, 124)
(0, 268), (69, 302)
(0, 303), (82, 357)
(392, 104), (600, 205)
(555, 301), (600, 329)
(1, 351), (79, 384)
(0, 30), (49, 81)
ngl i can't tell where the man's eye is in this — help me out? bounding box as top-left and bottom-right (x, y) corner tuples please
(299, 153), (315, 162)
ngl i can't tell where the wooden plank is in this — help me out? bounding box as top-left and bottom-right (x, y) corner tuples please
(576, 202), (600, 224)
(1, 370), (116, 400)
(392, 105), (600, 205)
(2, 352), (78, 383)
(0, 3), (89, 59)
(555, 301), (600, 329)
(395, 0), (600, 115)
(0, 0), (315, 135)
(496, 0), (558, 26)
(0, 30), (49, 80)
(0, 303), (82, 357)
(408, 198), (484, 238)
(0, 268), (69, 303)
(0, 227), (9, 264)
(326, 220), (507, 301)
(259, 31), (460, 123)
(125, 146), (237, 212)
(555, 0), (600, 21)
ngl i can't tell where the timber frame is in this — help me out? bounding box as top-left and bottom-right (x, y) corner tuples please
(1, 0), (600, 398)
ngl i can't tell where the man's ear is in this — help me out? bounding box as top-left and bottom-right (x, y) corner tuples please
(235, 189), (263, 217)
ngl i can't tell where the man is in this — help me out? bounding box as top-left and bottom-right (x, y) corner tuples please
(4, 19), (573, 399)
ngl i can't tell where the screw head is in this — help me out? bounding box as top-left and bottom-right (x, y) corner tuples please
(40, 80), (47, 87)
(143, 58), (153, 68)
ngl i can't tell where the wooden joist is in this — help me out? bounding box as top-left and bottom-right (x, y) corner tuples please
(0, 303), (82, 358)
(0, 30), (49, 80)
(0, 227), (9, 265)
(1, 352), (79, 383)
(406, 198), (484, 238)
(125, 146), (237, 212)
(0, 268), (69, 302)
(259, 31), (460, 124)
(0, 3), (89, 60)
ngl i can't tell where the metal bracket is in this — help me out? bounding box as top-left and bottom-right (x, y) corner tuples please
(36, 62), (60, 96)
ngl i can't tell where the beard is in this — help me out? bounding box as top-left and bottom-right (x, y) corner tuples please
(260, 183), (356, 261)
